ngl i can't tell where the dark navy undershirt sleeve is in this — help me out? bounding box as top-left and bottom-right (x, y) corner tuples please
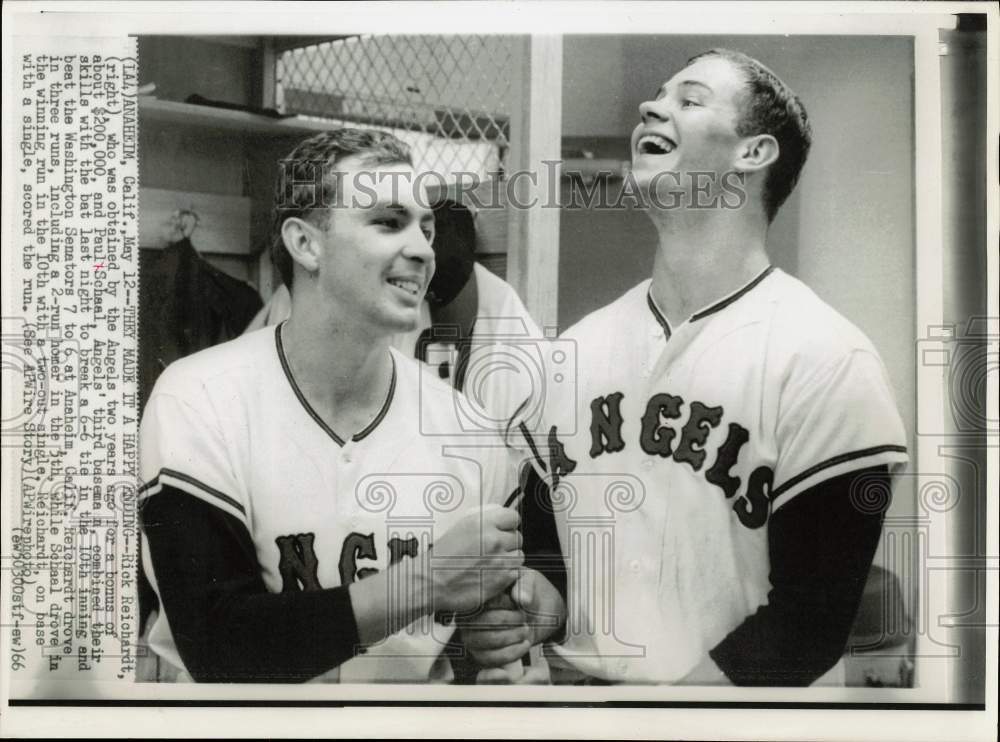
(708, 465), (889, 686)
(141, 486), (361, 683)
(519, 465), (568, 641)
(520, 466), (567, 597)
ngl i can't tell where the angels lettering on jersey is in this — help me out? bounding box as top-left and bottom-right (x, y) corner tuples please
(274, 531), (420, 593)
(585, 387), (770, 529)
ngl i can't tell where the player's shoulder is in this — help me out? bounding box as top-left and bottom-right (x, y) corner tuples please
(561, 279), (651, 342)
(762, 269), (883, 367)
(472, 263), (542, 337)
(472, 261), (509, 296)
(388, 345), (468, 413)
(151, 325), (277, 404)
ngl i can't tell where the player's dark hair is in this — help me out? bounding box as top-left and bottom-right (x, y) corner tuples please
(270, 128), (413, 291)
(686, 48), (812, 223)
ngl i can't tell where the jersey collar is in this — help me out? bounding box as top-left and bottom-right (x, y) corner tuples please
(646, 291), (672, 338)
(646, 265), (775, 331)
(275, 322), (397, 447)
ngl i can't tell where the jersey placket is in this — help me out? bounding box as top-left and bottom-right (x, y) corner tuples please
(638, 289), (706, 676)
(338, 441), (365, 537)
(643, 288), (672, 386)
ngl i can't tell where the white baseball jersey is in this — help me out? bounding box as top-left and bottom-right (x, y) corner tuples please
(139, 323), (520, 682)
(518, 266), (908, 683)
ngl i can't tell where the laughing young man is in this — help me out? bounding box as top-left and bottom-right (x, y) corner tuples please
(475, 49), (908, 686)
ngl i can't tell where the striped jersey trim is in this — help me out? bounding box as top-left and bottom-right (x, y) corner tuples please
(275, 322), (397, 446)
(504, 487), (524, 509)
(771, 445), (909, 501)
(138, 468), (246, 516)
(645, 291), (672, 338)
(691, 265), (775, 322)
(518, 421), (548, 472)
(645, 265), (774, 331)
(354, 356), (397, 442)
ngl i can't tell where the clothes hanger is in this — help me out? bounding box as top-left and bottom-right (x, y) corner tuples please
(167, 207), (200, 244)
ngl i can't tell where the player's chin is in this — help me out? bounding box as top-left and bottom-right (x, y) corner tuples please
(632, 169), (689, 211)
(379, 305), (421, 333)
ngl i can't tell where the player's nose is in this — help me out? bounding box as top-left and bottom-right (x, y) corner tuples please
(639, 97), (671, 124)
(401, 224), (435, 264)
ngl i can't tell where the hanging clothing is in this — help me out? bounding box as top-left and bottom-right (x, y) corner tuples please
(139, 237), (263, 412)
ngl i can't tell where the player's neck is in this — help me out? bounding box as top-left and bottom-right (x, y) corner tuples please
(280, 307), (394, 426)
(648, 208), (770, 327)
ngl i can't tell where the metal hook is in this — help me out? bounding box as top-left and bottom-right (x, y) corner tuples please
(166, 207), (200, 244)
(178, 207), (199, 238)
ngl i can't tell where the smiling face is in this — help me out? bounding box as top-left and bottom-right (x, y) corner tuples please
(312, 157), (436, 334)
(631, 55), (749, 193)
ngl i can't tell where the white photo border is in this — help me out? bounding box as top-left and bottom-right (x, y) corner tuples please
(1, 2), (996, 740)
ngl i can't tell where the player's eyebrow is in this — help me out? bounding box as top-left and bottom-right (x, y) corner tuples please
(374, 201), (434, 224)
(655, 79), (714, 99)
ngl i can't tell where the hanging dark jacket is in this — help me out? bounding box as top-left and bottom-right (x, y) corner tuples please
(139, 237), (263, 412)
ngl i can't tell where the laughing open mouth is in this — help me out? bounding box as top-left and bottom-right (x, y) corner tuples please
(637, 134), (677, 155)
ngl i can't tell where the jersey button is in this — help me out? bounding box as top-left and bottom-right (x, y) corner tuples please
(629, 559), (640, 572)
(642, 459), (653, 471)
(342, 450), (353, 463)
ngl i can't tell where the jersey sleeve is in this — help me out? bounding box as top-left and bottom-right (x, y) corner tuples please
(770, 348), (908, 511)
(139, 382), (248, 525)
(138, 374), (364, 682)
(140, 485), (361, 682)
(710, 465), (888, 685)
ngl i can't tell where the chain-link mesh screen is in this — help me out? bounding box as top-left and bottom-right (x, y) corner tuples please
(276, 35), (516, 184)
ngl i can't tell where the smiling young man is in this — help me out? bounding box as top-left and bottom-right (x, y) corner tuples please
(138, 129), (536, 683)
(478, 49), (909, 685)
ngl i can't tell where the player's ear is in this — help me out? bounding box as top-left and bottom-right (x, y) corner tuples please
(733, 133), (779, 174)
(281, 216), (323, 274)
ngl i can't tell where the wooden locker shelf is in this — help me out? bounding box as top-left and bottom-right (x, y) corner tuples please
(139, 97), (343, 136)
